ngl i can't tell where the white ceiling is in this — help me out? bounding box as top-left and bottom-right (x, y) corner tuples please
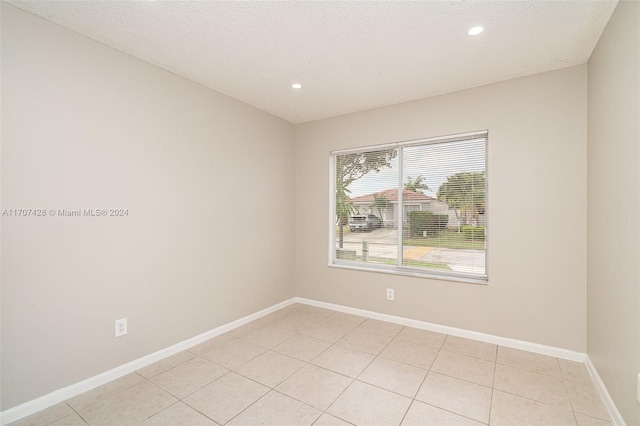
(8, 0), (617, 123)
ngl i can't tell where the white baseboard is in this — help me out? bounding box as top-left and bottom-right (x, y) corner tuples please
(585, 355), (626, 426)
(295, 297), (586, 362)
(4, 296), (622, 425)
(0, 298), (296, 425)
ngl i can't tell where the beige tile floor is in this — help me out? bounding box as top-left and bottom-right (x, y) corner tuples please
(11, 304), (613, 426)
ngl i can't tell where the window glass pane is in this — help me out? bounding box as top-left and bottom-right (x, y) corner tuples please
(335, 148), (398, 266)
(331, 132), (487, 282)
(402, 138), (486, 276)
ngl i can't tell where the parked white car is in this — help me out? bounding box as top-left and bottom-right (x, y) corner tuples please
(348, 214), (382, 232)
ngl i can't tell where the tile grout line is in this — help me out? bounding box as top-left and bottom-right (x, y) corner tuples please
(148, 319), (552, 425)
(17, 304), (609, 426)
(487, 344), (499, 425)
(396, 332), (501, 425)
(321, 319), (401, 423)
(195, 312), (597, 424)
(189, 306), (333, 426)
(315, 317), (406, 425)
(398, 327), (443, 426)
(556, 357), (581, 425)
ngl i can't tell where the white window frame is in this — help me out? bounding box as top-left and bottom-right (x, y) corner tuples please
(328, 130), (488, 284)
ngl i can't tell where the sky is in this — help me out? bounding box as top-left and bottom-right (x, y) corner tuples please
(345, 138), (485, 199)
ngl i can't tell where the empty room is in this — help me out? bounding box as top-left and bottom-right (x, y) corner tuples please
(1, 1), (639, 425)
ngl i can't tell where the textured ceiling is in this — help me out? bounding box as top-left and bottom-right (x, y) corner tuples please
(7, 0), (617, 123)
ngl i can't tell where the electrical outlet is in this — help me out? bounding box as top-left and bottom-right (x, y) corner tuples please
(636, 373), (640, 403)
(386, 288), (394, 301)
(115, 318), (127, 337)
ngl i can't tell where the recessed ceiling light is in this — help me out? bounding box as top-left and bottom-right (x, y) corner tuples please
(291, 83), (302, 89)
(468, 26), (484, 36)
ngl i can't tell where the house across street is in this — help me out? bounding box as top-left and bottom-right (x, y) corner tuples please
(349, 188), (462, 229)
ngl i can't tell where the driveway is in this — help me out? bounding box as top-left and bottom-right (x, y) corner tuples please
(342, 227), (398, 244)
(418, 248), (485, 275)
(337, 228), (485, 274)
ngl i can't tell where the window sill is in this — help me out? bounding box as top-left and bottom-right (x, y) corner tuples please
(328, 261), (488, 286)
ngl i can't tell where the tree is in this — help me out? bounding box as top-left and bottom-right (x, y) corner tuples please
(336, 150), (397, 248)
(404, 175), (430, 193)
(335, 179), (355, 248)
(371, 194), (391, 225)
(437, 171), (485, 232)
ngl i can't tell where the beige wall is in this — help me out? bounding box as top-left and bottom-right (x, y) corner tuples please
(1, 4), (295, 410)
(587, 1), (640, 424)
(295, 65), (587, 352)
(8, 0), (638, 418)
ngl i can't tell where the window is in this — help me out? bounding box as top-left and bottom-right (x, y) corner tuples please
(330, 131), (487, 283)
(403, 204), (421, 221)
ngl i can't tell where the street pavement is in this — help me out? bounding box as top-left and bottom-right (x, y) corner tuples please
(337, 228), (485, 275)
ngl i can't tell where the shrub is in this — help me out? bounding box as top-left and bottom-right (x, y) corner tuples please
(462, 225), (485, 240)
(408, 211), (448, 237)
(336, 249), (357, 260)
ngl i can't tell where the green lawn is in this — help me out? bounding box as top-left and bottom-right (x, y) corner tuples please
(404, 230), (485, 250)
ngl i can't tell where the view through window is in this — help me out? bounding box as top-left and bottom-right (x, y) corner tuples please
(331, 131), (487, 282)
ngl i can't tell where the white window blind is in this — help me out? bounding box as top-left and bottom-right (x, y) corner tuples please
(330, 131), (488, 283)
